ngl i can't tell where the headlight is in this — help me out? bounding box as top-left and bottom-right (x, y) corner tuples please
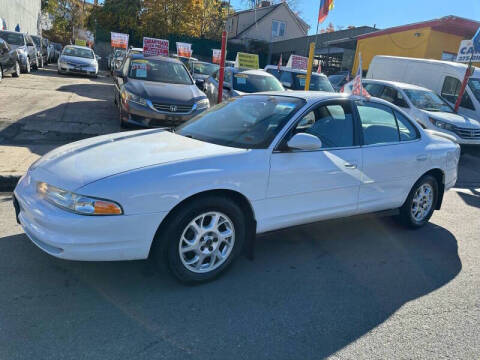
(195, 98), (210, 110)
(122, 90), (147, 106)
(429, 117), (455, 131)
(37, 182), (123, 215)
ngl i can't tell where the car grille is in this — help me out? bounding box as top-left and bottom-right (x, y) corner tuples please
(67, 62), (89, 68)
(152, 103), (193, 113)
(453, 126), (480, 139)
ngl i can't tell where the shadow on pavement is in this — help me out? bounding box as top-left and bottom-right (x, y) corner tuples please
(0, 215), (461, 359)
(0, 100), (119, 151)
(457, 188), (480, 208)
(57, 83), (115, 101)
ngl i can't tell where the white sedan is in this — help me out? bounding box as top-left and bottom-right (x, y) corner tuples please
(14, 92), (460, 283)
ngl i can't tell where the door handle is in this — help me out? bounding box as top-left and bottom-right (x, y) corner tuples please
(416, 154), (428, 162)
(344, 163), (357, 169)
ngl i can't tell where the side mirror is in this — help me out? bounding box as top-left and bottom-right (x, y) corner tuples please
(286, 133), (322, 151)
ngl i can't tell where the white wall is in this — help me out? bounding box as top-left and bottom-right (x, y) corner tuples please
(0, 0), (41, 35)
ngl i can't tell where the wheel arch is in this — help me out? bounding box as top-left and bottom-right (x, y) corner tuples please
(149, 189), (257, 256)
(420, 168), (445, 210)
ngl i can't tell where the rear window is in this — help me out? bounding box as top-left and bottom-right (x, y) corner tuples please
(294, 74), (334, 92)
(232, 73), (284, 93)
(63, 46), (94, 59)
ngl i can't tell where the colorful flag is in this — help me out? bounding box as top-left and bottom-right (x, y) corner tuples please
(351, 53), (370, 98)
(278, 53), (282, 71)
(318, 0), (334, 24)
(316, 62), (322, 73)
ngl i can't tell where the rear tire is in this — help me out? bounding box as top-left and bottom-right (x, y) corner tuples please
(151, 196), (246, 284)
(397, 175), (438, 229)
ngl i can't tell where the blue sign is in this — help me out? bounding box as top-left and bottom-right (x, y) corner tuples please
(473, 27), (480, 53)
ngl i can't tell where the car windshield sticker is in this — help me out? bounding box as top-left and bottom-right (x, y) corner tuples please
(298, 77), (306, 87)
(131, 62), (147, 78)
(235, 74), (248, 84)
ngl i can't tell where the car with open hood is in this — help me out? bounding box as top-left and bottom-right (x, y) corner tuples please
(113, 53), (209, 128)
(0, 37), (21, 80)
(0, 30), (38, 73)
(204, 68), (284, 105)
(188, 60), (219, 90)
(14, 92), (459, 283)
(342, 79), (480, 146)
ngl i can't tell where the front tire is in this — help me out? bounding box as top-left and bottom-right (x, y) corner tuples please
(23, 57), (31, 73)
(397, 175), (438, 228)
(152, 196), (246, 284)
(12, 61), (20, 77)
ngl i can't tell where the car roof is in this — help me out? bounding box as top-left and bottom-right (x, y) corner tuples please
(64, 45), (92, 51)
(130, 53), (183, 64)
(256, 91), (403, 108)
(230, 68), (274, 76)
(264, 65), (326, 77)
(363, 79), (430, 91)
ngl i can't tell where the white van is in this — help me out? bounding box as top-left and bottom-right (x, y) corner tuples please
(367, 56), (480, 121)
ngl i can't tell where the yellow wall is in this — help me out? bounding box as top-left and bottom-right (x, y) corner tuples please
(353, 27), (432, 73)
(352, 26), (480, 74)
(424, 30), (463, 59)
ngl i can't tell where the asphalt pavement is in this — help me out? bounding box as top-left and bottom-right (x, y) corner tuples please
(0, 187), (479, 360)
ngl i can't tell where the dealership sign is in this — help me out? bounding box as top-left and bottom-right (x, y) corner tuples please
(456, 40), (480, 63)
(143, 37), (169, 57)
(286, 54), (308, 70)
(212, 49), (221, 64)
(176, 42), (192, 57)
(235, 52), (259, 69)
(111, 32), (129, 49)
(75, 39), (87, 46)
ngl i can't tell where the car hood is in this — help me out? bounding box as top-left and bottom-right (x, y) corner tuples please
(421, 110), (480, 128)
(30, 129), (245, 190)
(126, 79), (204, 104)
(61, 55), (95, 65)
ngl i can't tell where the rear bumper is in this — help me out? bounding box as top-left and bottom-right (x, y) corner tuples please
(14, 173), (165, 261)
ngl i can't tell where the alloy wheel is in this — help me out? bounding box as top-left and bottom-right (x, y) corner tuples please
(178, 211), (235, 273)
(411, 183), (434, 222)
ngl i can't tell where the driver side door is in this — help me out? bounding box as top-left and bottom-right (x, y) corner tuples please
(265, 99), (363, 231)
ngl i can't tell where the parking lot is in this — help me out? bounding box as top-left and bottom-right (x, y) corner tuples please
(0, 64), (479, 359)
(0, 64), (480, 360)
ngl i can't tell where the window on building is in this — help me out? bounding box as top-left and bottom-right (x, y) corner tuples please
(272, 20), (286, 38)
(441, 52), (456, 61)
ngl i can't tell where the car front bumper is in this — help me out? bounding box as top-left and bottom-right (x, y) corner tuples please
(14, 172), (166, 261)
(121, 100), (207, 128)
(58, 63), (98, 76)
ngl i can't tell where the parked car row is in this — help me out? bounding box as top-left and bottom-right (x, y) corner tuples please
(340, 56), (480, 146)
(0, 30), (62, 82)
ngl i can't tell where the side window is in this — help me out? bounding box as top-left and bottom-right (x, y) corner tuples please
(266, 68), (280, 79)
(363, 83), (384, 97)
(356, 101), (400, 145)
(279, 71), (293, 87)
(441, 76), (474, 110)
(380, 86), (409, 108)
(394, 110), (420, 141)
(292, 102), (354, 149)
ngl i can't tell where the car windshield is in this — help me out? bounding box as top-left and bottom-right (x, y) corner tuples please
(294, 74), (334, 92)
(63, 46), (94, 59)
(0, 32), (23, 45)
(469, 78), (480, 103)
(328, 74), (344, 86)
(403, 89), (453, 113)
(128, 58), (193, 85)
(114, 49), (126, 58)
(193, 62), (219, 75)
(31, 36), (41, 47)
(177, 95), (304, 149)
(232, 73), (284, 93)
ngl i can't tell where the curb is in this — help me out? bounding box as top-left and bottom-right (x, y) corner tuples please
(0, 175), (20, 192)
